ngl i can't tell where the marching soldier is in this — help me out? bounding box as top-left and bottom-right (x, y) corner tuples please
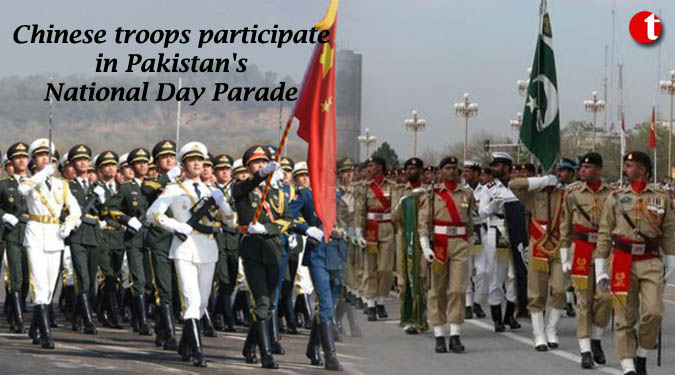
(462, 160), (488, 319)
(596, 151), (675, 375)
(277, 156), (300, 334)
(354, 156), (396, 321)
(147, 141), (235, 367)
(556, 158), (579, 318)
(393, 157), (429, 334)
(66, 144), (103, 335)
(231, 145), (291, 369)
(105, 147), (154, 336)
(509, 169), (565, 351)
(19, 138), (81, 348)
(0, 142), (30, 333)
(559, 152), (612, 369)
(418, 156), (474, 353)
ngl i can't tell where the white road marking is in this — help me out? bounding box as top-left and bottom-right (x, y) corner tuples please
(131, 360), (199, 375)
(466, 319), (623, 375)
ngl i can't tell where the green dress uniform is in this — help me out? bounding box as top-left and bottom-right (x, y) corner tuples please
(105, 147), (153, 335)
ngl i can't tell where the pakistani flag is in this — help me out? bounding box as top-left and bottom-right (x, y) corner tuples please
(520, 0), (560, 172)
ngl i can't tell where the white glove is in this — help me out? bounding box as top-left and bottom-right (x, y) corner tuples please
(74, 219), (82, 229)
(260, 161), (280, 177)
(247, 221), (267, 235)
(527, 175), (558, 191)
(412, 187), (427, 195)
(288, 234), (298, 249)
(486, 198), (504, 214)
(127, 217), (142, 232)
(211, 189), (232, 212)
(420, 235), (435, 262)
(595, 258), (609, 292)
(167, 166), (182, 182)
(93, 185), (106, 203)
(354, 228), (367, 248)
(664, 255), (675, 281)
(33, 164), (55, 185)
(560, 247), (571, 273)
(270, 169), (285, 188)
(2, 214), (19, 227)
(172, 222), (193, 236)
(59, 220), (77, 239)
(306, 226), (324, 242)
(98, 220), (107, 230)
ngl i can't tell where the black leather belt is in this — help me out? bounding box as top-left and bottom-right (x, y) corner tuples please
(571, 230), (598, 244)
(612, 238), (660, 257)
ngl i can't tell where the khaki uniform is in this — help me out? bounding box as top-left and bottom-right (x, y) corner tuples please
(418, 182), (474, 326)
(509, 178), (566, 312)
(559, 182), (612, 340)
(596, 184), (675, 360)
(337, 183), (358, 293)
(355, 176), (396, 301)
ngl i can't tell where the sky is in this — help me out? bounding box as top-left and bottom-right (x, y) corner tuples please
(1, 0), (674, 160)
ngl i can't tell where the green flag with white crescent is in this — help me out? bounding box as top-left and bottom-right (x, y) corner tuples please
(520, 0), (560, 172)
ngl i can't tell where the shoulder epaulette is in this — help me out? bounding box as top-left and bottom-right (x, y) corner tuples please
(143, 180), (163, 190)
(120, 181), (132, 185)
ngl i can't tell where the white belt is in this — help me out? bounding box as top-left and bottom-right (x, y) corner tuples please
(434, 225), (466, 236)
(367, 212), (391, 221)
(490, 218), (505, 227)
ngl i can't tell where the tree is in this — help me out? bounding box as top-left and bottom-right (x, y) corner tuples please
(371, 142), (400, 169)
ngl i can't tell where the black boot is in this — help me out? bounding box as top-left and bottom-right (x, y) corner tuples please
(185, 319), (207, 367)
(242, 291), (253, 327)
(504, 301), (521, 329)
(281, 294), (298, 334)
(635, 357), (646, 375)
(177, 329), (191, 362)
(105, 279), (122, 329)
(376, 304), (388, 319)
(465, 305), (474, 319)
(269, 311), (285, 354)
(201, 310), (217, 338)
(221, 293), (236, 332)
(354, 298), (364, 310)
(159, 305), (178, 350)
(435, 336), (447, 353)
(565, 302), (576, 318)
(590, 339), (606, 365)
(29, 314), (40, 345)
(134, 294), (152, 335)
(367, 307), (377, 322)
(48, 303), (58, 328)
(473, 303), (486, 318)
(319, 320), (343, 371)
(71, 294), (82, 332)
(242, 326), (258, 364)
(490, 305), (505, 333)
(256, 319), (279, 369)
(36, 305), (55, 349)
(580, 351), (594, 369)
(306, 318), (323, 366)
(79, 293), (98, 335)
(448, 335), (465, 353)
(301, 294), (313, 329)
(213, 293), (224, 331)
(10, 291), (25, 333)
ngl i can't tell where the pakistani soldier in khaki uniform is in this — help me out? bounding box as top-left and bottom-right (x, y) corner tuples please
(559, 152), (612, 369)
(354, 156), (396, 321)
(418, 156), (473, 353)
(509, 172), (566, 351)
(596, 151), (675, 375)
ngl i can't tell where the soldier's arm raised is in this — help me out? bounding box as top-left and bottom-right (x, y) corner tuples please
(231, 173), (267, 201)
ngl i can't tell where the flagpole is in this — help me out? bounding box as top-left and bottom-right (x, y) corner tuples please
(654, 148), (658, 184)
(176, 77), (182, 149)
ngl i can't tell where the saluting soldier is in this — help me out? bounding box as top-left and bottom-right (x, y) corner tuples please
(19, 139), (81, 348)
(147, 141), (235, 367)
(595, 151), (675, 375)
(66, 144), (103, 335)
(231, 145), (291, 369)
(559, 152), (612, 369)
(509, 169), (565, 351)
(105, 147), (154, 336)
(418, 156), (474, 353)
(0, 142), (31, 333)
(354, 156), (396, 321)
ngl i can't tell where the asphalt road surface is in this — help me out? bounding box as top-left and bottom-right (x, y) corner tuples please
(1, 283), (674, 375)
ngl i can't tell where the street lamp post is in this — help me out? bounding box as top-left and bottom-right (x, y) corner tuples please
(454, 93), (478, 162)
(510, 112), (523, 164)
(660, 70), (675, 179)
(516, 68), (532, 97)
(583, 91), (606, 151)
(358, 128), (377, 161)
(405, 110), (426, 157)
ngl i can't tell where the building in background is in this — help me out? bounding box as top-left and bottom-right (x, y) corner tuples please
(336, 49), (362, 161)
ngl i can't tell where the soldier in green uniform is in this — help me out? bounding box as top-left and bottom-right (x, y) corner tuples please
(66, 144), (101, 335)
(0, 142), (30, 333)
(106, 147), (154, 336)
(232, 145), (292, 369)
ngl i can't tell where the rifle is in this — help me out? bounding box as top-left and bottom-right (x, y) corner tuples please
(175, 196), (222, 242)
(79, 193), (101, 225)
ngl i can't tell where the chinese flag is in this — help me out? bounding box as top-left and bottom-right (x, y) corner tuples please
(295, 16), (338, 241)
(649, 106), (656, 149)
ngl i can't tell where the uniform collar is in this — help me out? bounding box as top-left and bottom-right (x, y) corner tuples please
(582, 180), (605, 193)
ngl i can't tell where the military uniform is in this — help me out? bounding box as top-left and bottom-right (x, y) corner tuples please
(0, 142), (30, 333)
(355, 156), (396, 320)
(509, 175), (566, 351)
(19, 138), (81, 348)
(232, 145), (292, 369)
(558, 153), (612, 368)
(418, 156), (474, 353)
(595, 151), (675, 375)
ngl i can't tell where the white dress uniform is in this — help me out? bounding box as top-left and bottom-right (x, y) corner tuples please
(466, 183), (490, 306)
(18, 141), (80, 305)
(478, 178), (518, 307)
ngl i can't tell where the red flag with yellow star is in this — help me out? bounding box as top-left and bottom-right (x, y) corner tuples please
(295, 12), (338, 240)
